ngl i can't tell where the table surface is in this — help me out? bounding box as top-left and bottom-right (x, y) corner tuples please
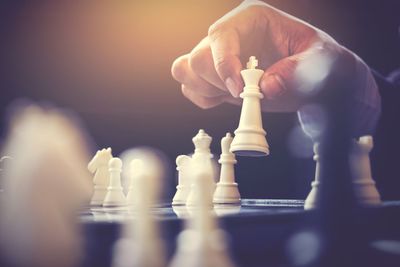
(79, 199), (400, 267)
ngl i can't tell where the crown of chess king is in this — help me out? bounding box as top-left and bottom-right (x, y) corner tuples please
(230, 56), (269, 157)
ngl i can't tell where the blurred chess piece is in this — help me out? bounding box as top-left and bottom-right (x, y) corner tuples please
(172, 155), (192, 205)
(305, 136), (381, 209)
(0, 156), (12, 194)
(169, 170), (237, 267)
(126, 159), (143, 207)
(88, 148), (113, 206)
(213, 133), (240, 204)
(0, 104), (92, 267)
(112, 150), (166, 267)
(186, 129), (215, 206)
(230, 56), (269, 157)
(172, 205), (189, 218)
(349, 136), (381, 205)
(304, 143), (321, 210)
(103, 157), (127, 207)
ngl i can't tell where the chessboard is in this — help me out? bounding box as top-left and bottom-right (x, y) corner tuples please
(80, 199), (400, 267)
(80, 199), (305, 222)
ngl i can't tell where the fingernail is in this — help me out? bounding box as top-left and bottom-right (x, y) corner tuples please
(225, 77), (240, 98)
(261, 74), (286, 99)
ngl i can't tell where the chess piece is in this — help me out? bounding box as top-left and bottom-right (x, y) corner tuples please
(304, 143), (321, 210)
(103, 157), (127, 207)
(186, 129), (216, 206)
(168, 170), (237, 267)
(191, 129), (213, 162)
(126, 159), (143, 207)
(88, 148), (113, 206)
(0, 156), (12, 193)
(230, 56), (269, 157)
(304, 136), (381, 210)
(172, 155), (192, 205)
(172, 205), (189, 218)
(112, 151), (166, 267)
(0, 105), (92, 267)
(349, 136), (381, 205)
(213, 133), (241, 204)
(213, 204), (241, 216)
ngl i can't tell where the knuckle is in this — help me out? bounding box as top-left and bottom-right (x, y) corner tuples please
(208, 21), (230, 42)
(213, 55), (233, 76)
(207, 23), (222, 39)
(171, 56), (188, 82)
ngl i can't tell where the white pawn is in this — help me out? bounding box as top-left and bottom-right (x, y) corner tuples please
(169, 170), (237, 267)
(126, 159), (143, 207)
(172, 155), (192, 206)
(304, 143), (321, 210)
(0, 105), (92, 267)
(304, 137), (382, 210)
(112, 152), (166, 267)
(186, 129), (215, 206)
(349, 136), (381, 205)
(213, 133), (241, 204)
(88, 148), (113, 206)
(230, 56), (269, 157)
(0, 156), (12, 193)
(103, 157), (127, 207)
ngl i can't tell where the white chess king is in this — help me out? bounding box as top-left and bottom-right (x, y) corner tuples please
(230, 56), (269, 156)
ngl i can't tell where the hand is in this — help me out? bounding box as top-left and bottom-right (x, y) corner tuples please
(171, 0), (380, 135)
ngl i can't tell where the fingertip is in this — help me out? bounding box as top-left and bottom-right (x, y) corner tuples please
(260, 73), (286, 99)
(225, 76), (242, 98)
(171, 55), (189, 82)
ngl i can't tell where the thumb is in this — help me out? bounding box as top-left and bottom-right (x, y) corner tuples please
(208, 26), (243, 98)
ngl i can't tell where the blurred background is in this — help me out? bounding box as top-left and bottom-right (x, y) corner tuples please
(0, 0), (399, 200)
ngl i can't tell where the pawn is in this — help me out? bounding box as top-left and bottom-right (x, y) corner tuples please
(103, 157), (127, 207)
(213, 133), (241, 204)
(230, 56), (269, 157)
(0, 156), (12, 193)
(168, 170), (237, 267)
(349, 136), (381, 205)
(304, 136), (381, 210)
(88, 148), (113, 206)
(126, 159), (143, 207)
(304, 143), (321, 210)
(172, 155), (192, 206)
(112, 151), (166, 267)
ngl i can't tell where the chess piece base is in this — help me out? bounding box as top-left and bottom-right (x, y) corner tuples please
(90, 187), (107, 206)
(213, 183), (241, 204)
(103, 188), (126, 207)
(172, 185), (190, 206)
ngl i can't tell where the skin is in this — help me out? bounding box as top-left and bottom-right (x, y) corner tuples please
(171, 0), (374, 115)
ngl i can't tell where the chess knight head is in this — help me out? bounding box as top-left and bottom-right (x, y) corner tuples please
(88, 147), (112, 173)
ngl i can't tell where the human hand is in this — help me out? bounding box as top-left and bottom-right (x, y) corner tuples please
(171, 0), (380, 135)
